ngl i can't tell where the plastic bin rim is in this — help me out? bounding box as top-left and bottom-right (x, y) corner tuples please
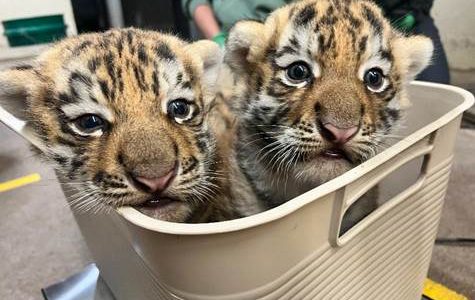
(116, 81), (474, 235)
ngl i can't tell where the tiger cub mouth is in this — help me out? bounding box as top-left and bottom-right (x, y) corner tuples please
(130, 162), (186, 215)
(134, 196), (189, 220)
(321, 148), (352, 162)
(138, 197), (178, 209)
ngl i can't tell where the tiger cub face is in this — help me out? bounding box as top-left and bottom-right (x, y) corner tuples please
(225, 0), (433, 199)
(0, 28), (225, 222)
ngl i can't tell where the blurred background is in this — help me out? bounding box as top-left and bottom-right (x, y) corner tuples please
(0, 0), (473, 93)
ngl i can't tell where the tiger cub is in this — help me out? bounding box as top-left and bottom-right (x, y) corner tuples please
(223, 0), (433, 211)
(0, 28), (245, 222)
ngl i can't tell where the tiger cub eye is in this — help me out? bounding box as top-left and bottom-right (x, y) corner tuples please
(167, 99), (194, 122)
(75, 114), (106, 133)
(364, 68), (384, 90)
(286, 61), (312, 82)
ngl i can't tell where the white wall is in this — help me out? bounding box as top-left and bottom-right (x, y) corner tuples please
(432, 0), (475, 70)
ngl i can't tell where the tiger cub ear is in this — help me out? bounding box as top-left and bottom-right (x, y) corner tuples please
(392, 35), (434, 81)
(225, 20), (266, 74)
(0, 66), (40, 120)
(185, 40), (223, 88)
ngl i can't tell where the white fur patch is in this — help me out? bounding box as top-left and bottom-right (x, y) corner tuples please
(61, 100), (113, 120)
(258, 94), (280, 107)
(276, 22), (321, 85)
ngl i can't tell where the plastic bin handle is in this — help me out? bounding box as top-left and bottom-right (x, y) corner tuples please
(0, 105), (46, 151)
(346, 139), (432, 208)
(334, 136), (434, 246)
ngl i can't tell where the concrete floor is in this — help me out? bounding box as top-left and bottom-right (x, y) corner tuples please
(0, 118), (474, 298)
(0, 124), (92, 300)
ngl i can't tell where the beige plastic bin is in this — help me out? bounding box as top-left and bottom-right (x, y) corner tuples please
(1, 82), (473, 300)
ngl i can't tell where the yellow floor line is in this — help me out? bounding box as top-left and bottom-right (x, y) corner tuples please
(0, 173), (41, 192)
(424, 279), (468, 300)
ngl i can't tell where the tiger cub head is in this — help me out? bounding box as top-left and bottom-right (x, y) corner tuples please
(225, 0), (433, 184)
(0, 28), (224, 222)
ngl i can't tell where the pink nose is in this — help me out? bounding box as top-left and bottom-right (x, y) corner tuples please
(134, 168), (175, 193)
(321, 123), (359, 144)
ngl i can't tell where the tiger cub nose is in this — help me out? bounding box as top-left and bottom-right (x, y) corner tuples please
(134, 168), (176, 193)
(319, 122), (359, 145)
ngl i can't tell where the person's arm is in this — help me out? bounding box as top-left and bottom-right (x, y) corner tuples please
(193, 4), (221, 40)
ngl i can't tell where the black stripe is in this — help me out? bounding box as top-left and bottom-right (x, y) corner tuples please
(57, 92), (74, 104)
(116, 37), (124, 58)
(116, 66), (124, 93)
(385, 107), (400, 121)
(71, 157), (84, 170)
(13, 64), (33, 70)
(133, 64), (148, 92)
(347, 12), (361, 29)
(176, 72), (183, 84)
(52, 154), (68, 166)
(195, 132), (209, 152)
(380, 82), (396, 102)
(181, 81), (192, 90)
(70, 71), (93, 88)
(181, 156), (198, 175)
(380, 49), (392, 60)
(93, 171), (106, 183)
(236, 152), (272, 208)
(152, 70), (160, 95)
(104, 180), (128, 189)
(89, 94), (99, 103)
(156, 42), (175, 61)
(72, 40), (93, 56)
(294, 4), (316, 26)
(57, 136), (77, 147)
(126, 30), (134, 53)
(138, 43), (148, 64)
(183, 63), (196, 85)
(319, 5), (335, 26)
(98, 80), (111, 100)
(357, 36), (368, 60)
(88, 58), (100, 72)
(289, 36), (301, 50)
(276, 45), (298, 58)
(270, 105), (290, 125)
(362, 5), (383, 34)
(104, 52), (116, 80)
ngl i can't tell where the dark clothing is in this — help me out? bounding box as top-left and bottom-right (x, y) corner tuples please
(375, 0), (434, 14)
(182, 0), (292, 32)
(414, 15), (450, 83)
(376, 0), (450, 83)
(375, 0), (434, 22)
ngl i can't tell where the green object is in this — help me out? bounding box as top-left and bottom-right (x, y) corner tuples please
(182, 0), (293, 33)
(394, 13), (416, 32)
(212, 31), (227, 47)
(3, 15), (67, 47)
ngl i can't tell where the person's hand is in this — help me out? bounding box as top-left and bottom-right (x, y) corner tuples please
(394, 13), (416, 32)
(212, 32), (227, 48)
(194, 4), (222, 40)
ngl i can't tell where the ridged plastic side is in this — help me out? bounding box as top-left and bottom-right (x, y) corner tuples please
(149, 156), (452, 300)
